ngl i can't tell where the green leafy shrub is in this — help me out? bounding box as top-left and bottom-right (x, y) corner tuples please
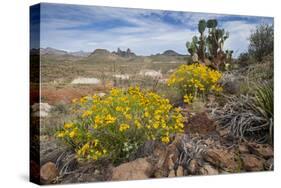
(167, 63), (223, 104)
(56, 87), (185, 164)
(249, 24), (274, 62)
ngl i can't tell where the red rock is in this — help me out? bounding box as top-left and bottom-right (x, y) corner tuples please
(111, 158), (153, 181)
(199, 164), (219, 175)
(241, 154), (265, 171)
(176, 166), (184, 176)
(203, 148), (239, 172)
(188, 159), (199, 174)
(40, 162), (59, 184)
(248, 143), (273, 159)
(184, 112), (217, 135)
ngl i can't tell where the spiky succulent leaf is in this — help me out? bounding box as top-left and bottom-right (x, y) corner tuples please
(198, 19), (207, 34)
(207, 19), (218, 28)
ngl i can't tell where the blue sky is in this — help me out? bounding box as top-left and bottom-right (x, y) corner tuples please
(33, 3), (273, 56)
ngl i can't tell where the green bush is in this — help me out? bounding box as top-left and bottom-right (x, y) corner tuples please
(249, 24), (274, 62)
(56, 87), (185, 164)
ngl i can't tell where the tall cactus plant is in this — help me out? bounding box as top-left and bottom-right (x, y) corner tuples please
(186, 19), (232, 70)
(198, 19), (207, 61)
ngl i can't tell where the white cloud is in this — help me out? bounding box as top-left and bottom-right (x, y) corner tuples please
(39, 4), (273, 56)
(222, 21), (257, 57)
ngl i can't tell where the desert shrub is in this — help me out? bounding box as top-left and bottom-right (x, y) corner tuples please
(55, 87), (185, 163)
(167, 63), (223, 104)
(211, 81), (273, 144)
(237, 52), (255, 67)
(253, 81), (273, 120)
(246, 60), (273, 81)
(249, 24), (274, 62)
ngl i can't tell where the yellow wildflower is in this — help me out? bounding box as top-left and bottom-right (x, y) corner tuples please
(119, 123), (130, 132)
(82, 110), (92, 118)
(105, 114), (116, 124)
(64, 123), (74, 129)
(184, 94), (194, 104)
(161, 136), (170, 144)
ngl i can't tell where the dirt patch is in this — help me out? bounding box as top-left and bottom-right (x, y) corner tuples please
(41, 84), (112, 104)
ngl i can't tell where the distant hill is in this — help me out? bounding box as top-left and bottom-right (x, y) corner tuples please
(37, 47), (188, 64)
(38, 47), (90, 57)
(90, 49), (112, 56)
(162, 50), (183, 56)
(84, 49), (122, 63)
(69, 51), (91, 57)
(40, 47), (68, 56)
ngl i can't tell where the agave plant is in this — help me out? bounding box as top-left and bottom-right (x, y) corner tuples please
(210, 81), (273, 144)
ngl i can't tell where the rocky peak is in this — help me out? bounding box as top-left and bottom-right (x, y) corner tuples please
(114, 48), (136, 58)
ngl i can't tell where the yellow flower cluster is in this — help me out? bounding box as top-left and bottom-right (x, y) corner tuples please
(56, 86), (186, 163)
(183, 94), (194, 104)
(168, 63), (222, 103)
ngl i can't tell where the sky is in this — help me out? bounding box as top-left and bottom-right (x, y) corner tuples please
(31, 3), (273, 57)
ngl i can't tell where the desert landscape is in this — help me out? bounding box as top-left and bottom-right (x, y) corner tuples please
(30, 4), (273, 185)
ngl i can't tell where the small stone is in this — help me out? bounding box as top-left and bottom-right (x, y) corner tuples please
(239, 143), (249, 154)
(199, 164), (219, 175)
(248, 143), (273, 159)
(188, 159), (199, 174)
(40, 162), (59, 184)
(241, 154), (264, 171)
(203, 148), (239, 171)
(184, 112), (217, 135)
(111, 158), (153, 181)
(32, 103), (52, 118)
(168, 170), (176, 177)
(97, 92), (106, 97)
(264, 158), (274, 170)
(176, 166), (184, 176)
(217, 127), (231, 137)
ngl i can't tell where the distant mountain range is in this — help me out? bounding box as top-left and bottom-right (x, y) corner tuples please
(31, 47), (188, 64)
(30, 47), (185, 58)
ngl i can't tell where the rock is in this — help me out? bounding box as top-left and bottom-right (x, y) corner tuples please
(151, 142), (168, 178)
(199, 164), (219, 175)
(111, 158), (153, 181)
(113, 48), (136, 58)
(188, 159), (199, 174)
(165, 142), (180, 171)
(176, 166), (184, 176)
(168, 170), (176, 177)
(172, 133), (185, 146)
(166, 155), (175, 171)
(152, 137), (182, 178)
(221, 73), (240, 94)
(203, 148), (239, 172)
(113, 74), (130, 80)
(248, 143), (273, 159)
(239, 143), (249, 154)
(97, 92), (106, 97)
(31, 103), (52, 117)
(167, 69), (175, 74)
(71, 77), (101, 85)
(241, 154), (264, 171)
(139, 69), (163, 79)
(217, 127), (231, 137)
(159, 78), (168, 84)
(184, 112), (217, 135)
(40, 162), (59, 184)
(264, 158), (274, 170)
